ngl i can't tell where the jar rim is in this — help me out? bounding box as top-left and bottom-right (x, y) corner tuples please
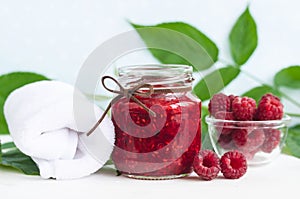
(118, 64), (193, 76)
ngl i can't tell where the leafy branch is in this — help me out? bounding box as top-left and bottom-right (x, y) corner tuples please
(131, 6), (300, 157)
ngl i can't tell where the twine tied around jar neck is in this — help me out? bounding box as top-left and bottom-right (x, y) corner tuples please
(87, 75), (193, 136)
(87, 76), (156, 136)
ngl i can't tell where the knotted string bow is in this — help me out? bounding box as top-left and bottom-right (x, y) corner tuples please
(87, 76), (156, 136)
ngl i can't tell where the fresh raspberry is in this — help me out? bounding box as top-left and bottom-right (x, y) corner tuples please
(255, 93), (283, 120)
(232, 129), (248, 148)
(215, 111), (234, 135)
(228, 94), (237, 102)
(232, 96), (256, 121)
(218, 133), (235, 150)
(208, 93), (231, 117)
(245, 129), (265, 151)
(261, 129), (281, 153)
(193, 150), (221, 180)
(220, 150), (247, 179)
(215, 111), (234, 120)
(243, 148), (260, 160)
(228, 94), (237, 111)
(233, 129), (265, 152)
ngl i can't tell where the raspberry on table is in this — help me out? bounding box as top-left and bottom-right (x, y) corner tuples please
(232, 96), (257, 121)
(193, 150), (221, 180)
(220, 150), (247, 179)
(261, 129), (281, 153)
(208, 93), (231, 117)
(255, 93), (283, 120)
(215, 111), (234, 135)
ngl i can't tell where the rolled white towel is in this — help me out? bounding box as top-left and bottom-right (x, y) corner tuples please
(4, 80), (114, 180)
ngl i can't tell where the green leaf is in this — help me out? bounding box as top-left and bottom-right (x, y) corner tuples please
(274, 66), (300, 88)
(193, 66), (240, 101)
(0, 141), (39, 175)
(0, 72), (49, 134)
(229, 7), (258, 65)
(201, 106), (213, 150)
(85, 94), (112, 101)
(104, 158), (114, 166)
(1, 142), (16, 150)
(201, 106), (209, 141)
(131, 22), (218, 71)
(0, 141), (2, 162)
(242, 85), (281, 102)
(283, 125), (300, 158)
(1, 150), (40, 175)
(0, 96), (6, 134)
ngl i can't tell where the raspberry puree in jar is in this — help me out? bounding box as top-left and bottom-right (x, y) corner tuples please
(111, 64), (201, 180)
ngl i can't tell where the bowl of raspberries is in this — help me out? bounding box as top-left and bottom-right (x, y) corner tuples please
(206, 93), (291, 165)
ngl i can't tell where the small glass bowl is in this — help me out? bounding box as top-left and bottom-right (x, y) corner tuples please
(206, 115), (291, 165)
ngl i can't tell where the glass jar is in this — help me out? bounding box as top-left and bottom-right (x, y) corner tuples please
(111, 64), (201, 180)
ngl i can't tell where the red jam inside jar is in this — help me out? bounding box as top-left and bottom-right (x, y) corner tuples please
(111, 64), (201, 179)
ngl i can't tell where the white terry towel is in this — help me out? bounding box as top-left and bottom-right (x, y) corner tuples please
(4, 80), (114, 180)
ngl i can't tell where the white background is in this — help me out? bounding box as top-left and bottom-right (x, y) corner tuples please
(0, 0), (300, 116)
